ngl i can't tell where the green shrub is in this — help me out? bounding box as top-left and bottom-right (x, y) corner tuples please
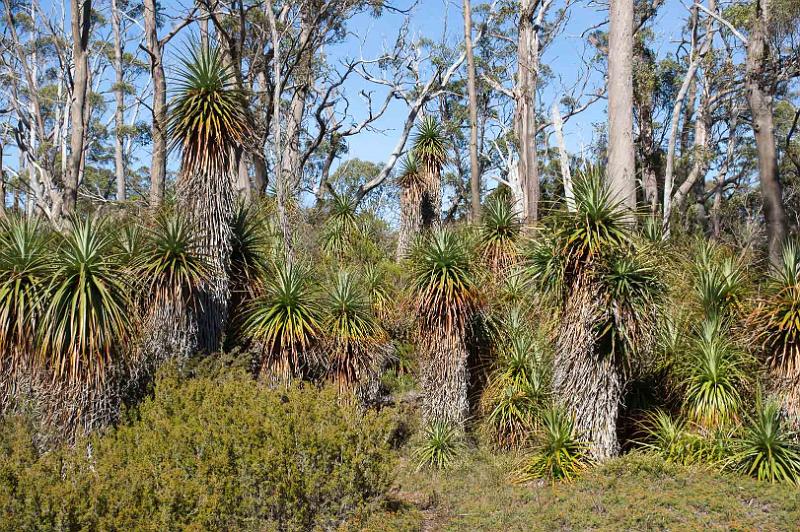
(513, 407), (593, 483)
(729, 400), (800, 485)
(413, 422), (464, 470)
(0, 369), (397, 530)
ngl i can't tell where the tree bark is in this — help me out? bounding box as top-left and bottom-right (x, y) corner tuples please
(144, 0), (167, 210)
(607, 0), (636, 213)
(111, 0), (126, 201)
(0, 141), (5, 217)
(515, 0), (540, 222)
(746, 0), (786, 266)
(64, 0), (91, 217)
(464, 0), (481, 221)
(266, 0), (293, 262)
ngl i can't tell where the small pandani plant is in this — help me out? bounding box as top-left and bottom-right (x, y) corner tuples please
(682, 323), (745, 430)
(513, 407), (592, 483)
(482, 330), (548, 449)
(244, 262), (321, 383)
(322, 270), (387, 396)
(479, 194), (521, 273)
(729, 398), (800, 485)
(413, 421), (464, 470)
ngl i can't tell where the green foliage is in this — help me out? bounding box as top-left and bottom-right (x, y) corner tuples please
(244, 262), (321, 381)
(322, 270), (387, 392)
(229, 201), (270, 286)
(729, 399), (800, 485)
(694, 242), (745, 319)
(134, 212), (209, 306)
(322, 193), (362, 258)
(411, 116), (447, 172)
(514, 407), (592, 483)
(682, 329), (745, 429)
(39, 217), (130, 386)
(557, 165), (630, 261)
(397, 152), (423, 189)
(0, 370), (397, 529)
(167, 44), (251, 177)
(479, 194), (521, 272)
(636, 409), (727, 466)
(413, 421), (463, 470)
(751, 241), (800, 379)
(410, 227), (480, 334)
(482, 327), (548, 449)
(0, 217), (51, 365)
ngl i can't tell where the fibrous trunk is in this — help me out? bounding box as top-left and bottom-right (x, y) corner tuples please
(396, 183), (423, 259)
(179, 161), (237, 353)
(421, 165), (441, 228)
(420, 328), (469, 426)
(771, 376), (800, 430)
(553, 274), (622, 459)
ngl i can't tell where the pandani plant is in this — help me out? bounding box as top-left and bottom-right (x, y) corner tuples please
(481, 327), (549, 449)
(321, 270), (388, 397)
(749, 241), (800, 426)
(396, 153), (424, 259)
(243, 261), (321, 383)
(479, 194), (521, 274)
(127, 212), (209, 398)
(411, 115), (447, 229)
(728, 396), (800, 485)
(512, 407), (593, 484)
(525, 165), (664, 459)
(37, 217), (131, 435)
(0, 216), (52, 413)
(411, 227), (481, 427)
(167, 42), (253, 354)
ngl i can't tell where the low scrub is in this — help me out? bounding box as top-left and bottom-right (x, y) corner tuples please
(0, 368), (397, 530)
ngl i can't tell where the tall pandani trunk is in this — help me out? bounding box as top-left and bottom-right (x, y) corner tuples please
(420, 326), (470, 427)
(553, 273), (623, 460)
(421, 164), (441, 228)
(396, 182), (423, 259)
(178, 152), (239, 353)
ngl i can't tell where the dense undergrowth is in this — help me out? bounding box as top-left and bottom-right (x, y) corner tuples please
(0, 365), (398, 531)
(3, 130), (800, 528)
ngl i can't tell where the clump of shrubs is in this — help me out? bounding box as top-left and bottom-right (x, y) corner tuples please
(0, 368), (397, 530)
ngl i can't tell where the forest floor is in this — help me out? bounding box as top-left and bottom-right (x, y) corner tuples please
(355, 451), (800, 531)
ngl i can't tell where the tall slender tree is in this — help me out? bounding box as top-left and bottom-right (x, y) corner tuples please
(607, 0), (636, 213)
(746, 0), (786, 265)
(464, 0), (480, 221)
(63, 0), (91, 218)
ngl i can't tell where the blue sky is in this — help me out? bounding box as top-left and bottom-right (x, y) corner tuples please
(323, 0), (690, 166)
(4, 0), (693, 185)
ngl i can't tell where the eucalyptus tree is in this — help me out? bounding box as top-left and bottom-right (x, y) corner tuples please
(607, 0), (636, 213)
